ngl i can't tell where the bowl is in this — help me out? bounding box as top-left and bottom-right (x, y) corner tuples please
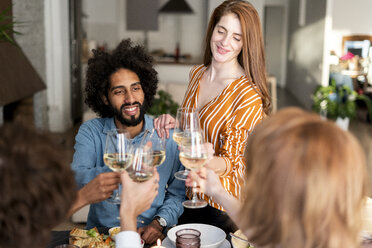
(167, 223), (226, 248)
(231, 229), (251, 248)
(108, 226), (121, 241)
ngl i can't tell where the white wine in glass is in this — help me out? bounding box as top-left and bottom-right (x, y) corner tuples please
(127, 145), (155, 182)
(173, 107), (201, 180)
(172, 131), (184, 146)
(179, 130), (208, 209)
(179, 152), (208, 171)
(103, 153), (133, 172)
(104, 129), (132, 204)
(151, 150), (166, 167)
(147, 129), (166, 168)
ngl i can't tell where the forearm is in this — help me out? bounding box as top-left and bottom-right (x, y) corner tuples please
(212, 187), (242, 227)
(67, 189), (89, 217)
(120, 213), (137, 232)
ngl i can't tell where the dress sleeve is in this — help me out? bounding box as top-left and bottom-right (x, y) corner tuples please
(218, 98), (263, 198)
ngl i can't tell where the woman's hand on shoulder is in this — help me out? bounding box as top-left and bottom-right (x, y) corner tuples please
(153, 114), (175, 139)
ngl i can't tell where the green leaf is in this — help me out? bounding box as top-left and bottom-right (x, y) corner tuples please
(0, 4), (23, 46)
(148, 90), (180, 116)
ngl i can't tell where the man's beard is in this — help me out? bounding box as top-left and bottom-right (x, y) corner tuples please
(112, 101), (145, 127)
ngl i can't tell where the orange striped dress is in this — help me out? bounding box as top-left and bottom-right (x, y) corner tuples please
(182, 65), (263, 210)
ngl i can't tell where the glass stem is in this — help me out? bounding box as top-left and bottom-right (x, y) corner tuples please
(191, 181), (198, 202)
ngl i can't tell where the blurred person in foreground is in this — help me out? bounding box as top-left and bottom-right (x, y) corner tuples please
(0, 123), (158, 248)
(71, 38), (184, 244)
(188, 107), (370, 248)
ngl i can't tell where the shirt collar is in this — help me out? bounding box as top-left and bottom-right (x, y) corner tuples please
(102, 115), (154, 140)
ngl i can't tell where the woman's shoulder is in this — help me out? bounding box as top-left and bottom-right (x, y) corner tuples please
(233, 76), (259, 93)
(190, 64), (206, 78)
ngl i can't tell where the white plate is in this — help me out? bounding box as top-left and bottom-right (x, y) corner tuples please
(162, 237), (230, 248)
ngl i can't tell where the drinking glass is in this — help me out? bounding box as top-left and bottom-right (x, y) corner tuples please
(127, 144), (155, 182)
(144, 129), (166, 168)
(176, 228), (201, 248)
(104, 129), (133, 204)
(179, 130), (208, 208)
(173, 107), (200, 180)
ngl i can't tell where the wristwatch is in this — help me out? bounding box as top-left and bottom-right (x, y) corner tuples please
(154, 216), (167, 229)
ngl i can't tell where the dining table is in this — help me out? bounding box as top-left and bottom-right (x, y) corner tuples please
(48, 226), (233, 248)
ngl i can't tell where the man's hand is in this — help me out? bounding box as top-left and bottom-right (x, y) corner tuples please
(138, 220), (165, 245)
(80, 172), (121, 204)
(68, 172), (121, 216)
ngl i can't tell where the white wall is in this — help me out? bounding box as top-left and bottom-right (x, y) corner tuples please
(286, 0), (327, 109)
(83, 0), (119, 49)
(13, 0), (72, 132)
(83, 0), (207, 61)
(330, 0), (372, 56)
(44, 0), (72, 132)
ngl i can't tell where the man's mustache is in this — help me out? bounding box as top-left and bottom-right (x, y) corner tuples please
(120, 102), (142, 111)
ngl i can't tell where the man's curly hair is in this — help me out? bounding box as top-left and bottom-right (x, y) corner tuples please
(85, 39), (158, 118)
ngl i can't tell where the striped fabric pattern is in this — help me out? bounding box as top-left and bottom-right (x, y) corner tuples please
(182, 65), (263, 210)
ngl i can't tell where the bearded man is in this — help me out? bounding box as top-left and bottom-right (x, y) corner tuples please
(71, 39), (184, 245)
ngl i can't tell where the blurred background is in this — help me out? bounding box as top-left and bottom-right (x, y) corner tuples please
(0, 0), (371, 204)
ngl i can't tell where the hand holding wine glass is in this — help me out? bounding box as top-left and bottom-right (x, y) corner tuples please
(120, 170), (159, 232)
(179, 129), (209, 208)
(104, 129), (133, 204)
(173, 107), (201, 180)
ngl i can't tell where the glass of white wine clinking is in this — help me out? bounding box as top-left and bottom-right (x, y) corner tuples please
(104, 129), (133, 204)
(173, 107), (201, 180)
(179, 129), (208, 208)
(145, 129), (166, 168)
(126, 143), (156, 182)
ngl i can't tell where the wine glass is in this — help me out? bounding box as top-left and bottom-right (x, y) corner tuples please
(179, 129), (208, 208)
(104, 129), (133, 204)
(127, 144), (156, 182)
(144, 129), (166, 168)
(173, 107), (200, 180)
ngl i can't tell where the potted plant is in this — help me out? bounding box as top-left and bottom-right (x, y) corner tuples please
(148, 90), (179, 117)
(0, 5), (21, 46)
(312, 79), (372, 130)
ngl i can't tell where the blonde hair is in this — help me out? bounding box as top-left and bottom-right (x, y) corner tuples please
(241, 107), (368, 248)
(203, 0), (271, 115)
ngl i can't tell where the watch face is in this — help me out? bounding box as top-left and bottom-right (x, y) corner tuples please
(157, 217), (167, 227)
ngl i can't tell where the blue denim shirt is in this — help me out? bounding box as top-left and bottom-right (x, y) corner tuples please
(71, 115), (185, 229)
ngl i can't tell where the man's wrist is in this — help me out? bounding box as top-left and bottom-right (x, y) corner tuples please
(153, 216), (167, 231)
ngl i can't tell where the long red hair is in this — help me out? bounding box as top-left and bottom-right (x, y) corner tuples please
(204, 0), (271, 115)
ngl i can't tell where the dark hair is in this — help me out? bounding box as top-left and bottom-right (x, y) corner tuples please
(85, 39), (158, 117)
(204, 0), (271, 115)
(0, 123), (77, 248)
